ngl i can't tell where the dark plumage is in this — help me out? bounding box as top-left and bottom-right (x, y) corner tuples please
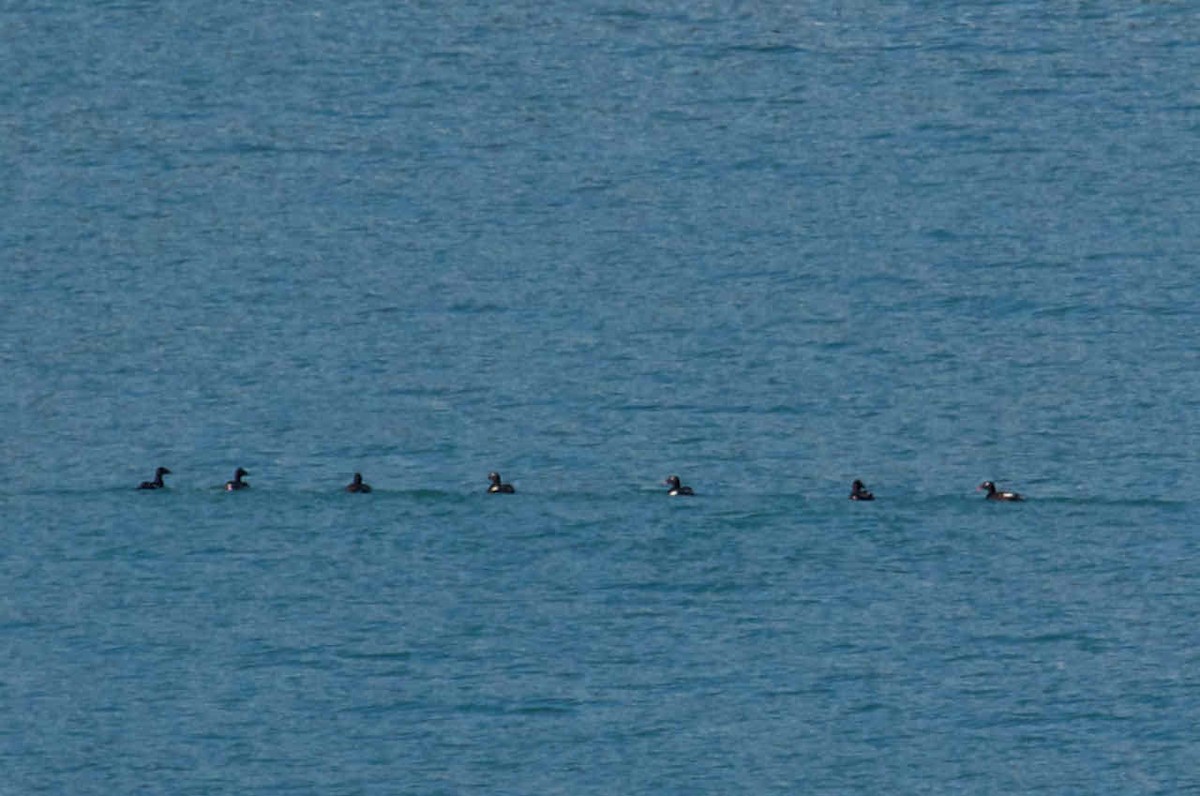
(979, 481), (1023, 501)
(849, 479), (874, 501)
(664, 475), (694, 496)
(346, 472), (372, 493)
(487, 472), (515, 494)
(225, 467), (250, 491)
(137, 467), (171, 490)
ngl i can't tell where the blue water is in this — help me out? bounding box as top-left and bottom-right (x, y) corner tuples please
(3, 1), (1199, 792)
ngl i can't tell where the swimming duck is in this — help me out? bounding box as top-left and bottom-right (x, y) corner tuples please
(346, 472), (372, 493)
(225, 467), (250, 491)
(664, 475), (694, 496)
(849, 479), (874, 501)
(979, 481), (1022, 501)
(137, 467), (171, 490)
(487, 471), (515, 493)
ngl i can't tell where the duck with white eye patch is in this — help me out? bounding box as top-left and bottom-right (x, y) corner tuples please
(663, 475), (694, 496)
(487, 472), (515, 493)
(978, 481), (1023, 501)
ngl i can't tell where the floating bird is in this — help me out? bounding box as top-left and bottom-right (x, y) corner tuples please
(225, 467), (250, 491)
(487, 471), (515, 493)
(849, 479), (874, 501)
(664, 475), (694, 496)
(137, 467), (171, 490)
(979, 480), (1023, 501)
(346, 472), (372, 493)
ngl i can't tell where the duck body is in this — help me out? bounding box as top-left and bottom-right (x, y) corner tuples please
(225, 467), (250, 491)
(346, 473), (372, 493)
(137, 467), (171, 490)
(487, 472), (515, 493)
(979, 481), (1022, 501)
(664, 475), (694, 496)
(849, 479), (874, 501)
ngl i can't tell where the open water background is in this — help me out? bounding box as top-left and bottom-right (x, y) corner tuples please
(2, 1), (1199, 793)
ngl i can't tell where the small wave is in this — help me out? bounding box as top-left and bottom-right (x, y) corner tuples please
(335, 649), (414, 663)
(722, 43), (807, 56)
(447, 301), (507, 314)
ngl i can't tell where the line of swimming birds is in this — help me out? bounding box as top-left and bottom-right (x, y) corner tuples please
(135, 467), (1026, 502)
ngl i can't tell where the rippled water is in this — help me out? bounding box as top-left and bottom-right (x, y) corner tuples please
(3, 1), (1199, 793)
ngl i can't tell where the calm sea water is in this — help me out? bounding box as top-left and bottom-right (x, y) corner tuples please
(3, 1), (1199, 793)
